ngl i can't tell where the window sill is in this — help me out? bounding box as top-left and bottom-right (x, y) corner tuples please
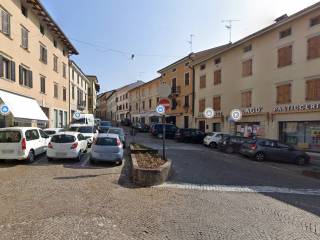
(1, 77), (15, 83)
(40, 92), (46, 95)
(20, 46), (30, 52)
(19, 84), (32, 89)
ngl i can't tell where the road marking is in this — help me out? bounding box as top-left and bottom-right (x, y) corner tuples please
(156, 183), (320, 196)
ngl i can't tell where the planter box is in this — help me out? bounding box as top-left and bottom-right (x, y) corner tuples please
(131, 153), (171, 187)
(130, 143), (158, 154)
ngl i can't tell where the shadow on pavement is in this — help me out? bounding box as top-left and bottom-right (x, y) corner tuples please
(53, 173), (118, 180)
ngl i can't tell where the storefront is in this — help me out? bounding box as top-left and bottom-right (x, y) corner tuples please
(195, 111), (224, 133)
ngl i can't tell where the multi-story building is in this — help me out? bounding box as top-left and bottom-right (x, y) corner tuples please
(86, 75), (100, 115)
(0, 0), (78, 128)
(96, 90), (114, 120)
(129, 77), (161, 124)
(69, 60), (89, 118)
(106, 90), (117, 122)
(193, 2), (320, 152)
(115, 81), (144, 122)
(158, 45), (228, 128)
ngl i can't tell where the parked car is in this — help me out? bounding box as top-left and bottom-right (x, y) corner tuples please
(239, 138), (310, 165)
(47, 132), (88, 161)
(0, 127), (50, 163)
(90, 133), (123, 165)
(175, 128), (205, 143)
(133, 122), (149, 132)
(203, 132), (229, 148)
(71, 113), (95, 126)
(107, 127), (127, 148)
(218, 135), (249, 154)
(43, 128), (65, 136)
(151, 123), (177, 139)
(68, 125), (98, 147)
(98, 121), (112, 133)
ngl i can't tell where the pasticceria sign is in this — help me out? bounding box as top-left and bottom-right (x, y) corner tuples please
(273, 103), (320, 112)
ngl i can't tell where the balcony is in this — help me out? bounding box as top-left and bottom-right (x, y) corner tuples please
(171, 86), (181, 96)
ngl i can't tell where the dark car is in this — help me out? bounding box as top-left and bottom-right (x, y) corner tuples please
(98, 121), (112, 133)
(218, 135), (249, 153)
(133, 122), (149, 132)
(151, 123), (177, 139)
(239, 138), (310, 165)
(175, 128), (205, 143)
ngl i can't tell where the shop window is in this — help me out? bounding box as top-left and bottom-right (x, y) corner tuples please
(306, 79), (320, 101)
(199, 99), (205, 112)
(307, 35), (320, 60)
(213, 96), (221, 111)
(200, 75), (206, 89)
(214, 69), (221, 85)
(242, 59), (252, 77)
(276, 84), (291, 104)
(241, 91), (252, 108)
(278, 45), (292, 67)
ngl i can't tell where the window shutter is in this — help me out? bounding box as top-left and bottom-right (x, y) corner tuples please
(0, 55), (3, 78)
(44, 49), (47, 64)
(19, 65), (23, 85)
(2, 11), (10, 35)
(308, 36), (320, 60)
(28, 70), (33, 88)
(10, 61), (15, 81)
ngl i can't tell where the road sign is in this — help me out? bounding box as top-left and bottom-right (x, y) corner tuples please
(230, 109), (242, 122)
(158, 84), (171, 98)
(156, 105), (165, 115)
(73, 111), (81, 119)
(204, 108), (215, 119)
(0, 104), (10, 116)
(159, 98), (170, 111)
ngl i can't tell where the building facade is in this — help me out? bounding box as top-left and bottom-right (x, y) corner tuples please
(96, 90), (114, 120)
(86, 75), (99, 115)
(194, 3), (320, 152)
(69, 60), (89, 118)
(106, 90), (117, 122)
(0, 0), (78, 128)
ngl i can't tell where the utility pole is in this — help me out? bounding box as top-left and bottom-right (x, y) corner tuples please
(187, 34), (194, 53)
(222, 19), (240, 43)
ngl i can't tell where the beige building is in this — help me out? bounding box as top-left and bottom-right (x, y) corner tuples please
(69, 60), (89, 118)
(194, 3), (320, 152)
(106, 90), (117, 122)
(129, 77), (161, 124)
(0, 0), (77, 128)
(96, 90), (114, 120)
(86, 75), (100, 115)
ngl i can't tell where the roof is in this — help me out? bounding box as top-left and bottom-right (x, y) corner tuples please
(116, 81), (145, 92)
(195, 1), (320, 66)
(27, 0), (78, 55)
(69, 60), (89, 81)
(128, 77), (162, 92)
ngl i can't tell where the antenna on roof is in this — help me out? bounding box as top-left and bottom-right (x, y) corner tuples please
(221, 19), (240, 43)
(187, 34), (195, 53)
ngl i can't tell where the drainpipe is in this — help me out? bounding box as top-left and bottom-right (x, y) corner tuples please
(68, 59), (71, 126)
(187, 53), (195, 128)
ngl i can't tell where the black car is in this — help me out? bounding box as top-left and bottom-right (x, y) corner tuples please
(175, 128), (205, 143)
(218, 135), (249, 153)
(151, 123), (177, 139)
(133, 122), (149, 132)
(240, 138), (310, 165)
(98, 121), (112, 133)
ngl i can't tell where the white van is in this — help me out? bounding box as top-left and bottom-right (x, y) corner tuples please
(71, 113), (95, 126)
(0, 127), (50, 163)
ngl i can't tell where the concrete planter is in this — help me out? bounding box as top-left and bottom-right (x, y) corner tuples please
(129, 143), (158, 154)
(131, 153), (171, 187)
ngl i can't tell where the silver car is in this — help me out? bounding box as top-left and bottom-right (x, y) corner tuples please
(90, 133), (123, 165)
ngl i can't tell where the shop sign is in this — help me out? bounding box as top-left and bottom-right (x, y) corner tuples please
(242, 107), (263, 115)
(273, 103), (320, 113)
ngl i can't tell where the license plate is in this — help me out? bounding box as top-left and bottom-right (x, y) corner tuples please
(2, 150), (14, 154)
(56, 152), (67, 157)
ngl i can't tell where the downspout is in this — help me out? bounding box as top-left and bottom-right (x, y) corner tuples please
(68, 58), (71, 126)
(187, 53), (195, 127)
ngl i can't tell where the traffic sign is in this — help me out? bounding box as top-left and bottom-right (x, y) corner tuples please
(159, 98), (170, 111)
(156, 105), (165, 115)
(0, 104), (10, 116)
(73, 111), (81, 119)
(230, 109), (242, 122)
(204, 108), (215, 119)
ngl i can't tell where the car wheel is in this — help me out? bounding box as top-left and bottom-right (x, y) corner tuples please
(226, 146), (234, 154)
(296, 156), (307, 166)
(254, 152), (265, 162)
(116, 160), (123, 166)
(209, 142), (217, 148)
(27, 150), (35, 163)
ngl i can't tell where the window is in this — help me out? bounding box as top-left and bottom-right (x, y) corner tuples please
(19, 65), (32, 88)
(0, 56), (15, 81)
(21, 27), (28, 49)
(307, 35), (320, 60)
(40, 76), (46, 94)
(126, 102), (128, 109)
(213, 96), (221, 111)
(142, 101), (145, 109)
(200, 75), (206, 89)
(40, 24), (45, 35)
(53, 39), (57, 48)
(279, 28), (291, 39)
(276, 84), (291, 104)
(136, 102), (138, 110)
(185, 72), (190, 85)
(214, 58), (221, 65)
(278, 45), (292, 67)
(63, 87), (66, 101)
(172, 68), (176, 72)
(77, 75), (80, 84)
(62, 63), (66, 78)
(242, 59), (252, 77)
(25, 130), (39, 141)
(243, 44), (252, 53)
(310, 15), (320, 27)
(21, 5), (28, 17)
(184, 95), (189, 107)
(214, 69), (221, 85)
(72, 85), (75, 99)
(0, 9), (10, 36)
(149, 99), (152, 108)
(54, 83), (58, 98)
(185, 62), (189, 66)
(306, 79), (320, 101)
(72, 69), (74, 80)
(200, 64), (206, 70)
(53, 55), (58, 72)
(156, 97), (159, 104)
(40, 45), (47, 64)
(241, 91), (252, 108)
(199, 99), (205, 112)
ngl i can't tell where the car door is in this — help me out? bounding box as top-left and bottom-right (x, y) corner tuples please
(276, 142), (293, 162)
(261, 140), (279, 161)
(25, 129), (41, 156)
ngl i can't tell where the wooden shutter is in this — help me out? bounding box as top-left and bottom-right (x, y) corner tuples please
(306, 79), (320, 100)
(199, 99), (205, 112)
(241, 91), (251, 107)
(213, 96), (221, 111)
(2, 11), (10, 35)
(200, 75), (206, 88)
(10, 61), (15, 81)
(278, 46), (292, 67)
(307, 36), (320, 60)
(19, 65), (23, 85)
(277, 84), (291, 104)
(28, 70), (33, 88)
(214, 70), (221, 85)
(242, 59), (252, 77)
(0, 55), (3, 78)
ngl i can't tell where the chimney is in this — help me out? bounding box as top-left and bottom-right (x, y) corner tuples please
(274, 14), (288, 23)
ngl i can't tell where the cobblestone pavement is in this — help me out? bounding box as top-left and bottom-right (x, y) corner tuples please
(0, 131), (320, 239)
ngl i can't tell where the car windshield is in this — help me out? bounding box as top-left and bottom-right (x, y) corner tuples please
(100, 121), (111, 126)
(69, 126), (93, 133)
(95, 137), (117, 146)
(71, 118), (86, 124)
(51, 134), (76, 143)
(44, 130), (56, 135)
(0, 131), (22, 143)
(108, 128), (123, 136)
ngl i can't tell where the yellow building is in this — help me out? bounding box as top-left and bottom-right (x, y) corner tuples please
(193, 3), (320, 152)
(0, 0), (77, 128)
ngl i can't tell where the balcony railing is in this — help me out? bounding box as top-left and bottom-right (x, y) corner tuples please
(171, 86), (181, 95)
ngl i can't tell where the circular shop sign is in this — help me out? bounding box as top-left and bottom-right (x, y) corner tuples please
(230, 109), (242, 122)
(156, 104), (165, 115)
(73, 111), (81, 119)
(0, 104), (10, 116)
(204, 108), (215, 119)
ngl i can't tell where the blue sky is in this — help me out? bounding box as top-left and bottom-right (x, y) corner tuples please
(41, 0), (319, 92)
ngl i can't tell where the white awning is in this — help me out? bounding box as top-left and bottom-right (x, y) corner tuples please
(0, 90), (48, 121)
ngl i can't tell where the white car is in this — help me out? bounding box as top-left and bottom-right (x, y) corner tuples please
(68, 125), (98, 147)
(203, 132), (228, 148)
(43, 128), (65, 136)
(0, 127), (50, 163)
(47, 132), (88, 161)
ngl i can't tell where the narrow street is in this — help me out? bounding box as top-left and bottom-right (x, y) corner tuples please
(0, 131), (320, 239)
